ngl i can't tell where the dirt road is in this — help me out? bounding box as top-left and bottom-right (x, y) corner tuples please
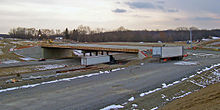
(0, 50), (219, 110)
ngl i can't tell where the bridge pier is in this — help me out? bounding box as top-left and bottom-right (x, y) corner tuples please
(43, 48), (73, 59)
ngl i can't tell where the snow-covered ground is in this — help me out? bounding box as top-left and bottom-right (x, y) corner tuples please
(35, 64), (66, 71)
(128, 97), (135, 101)
(188, 67), (220, 88)
(73, 50), (95, 56)
(10, 41), (22, 45)
(100, 105), (124, 110)
(192, 53), (214, 57)
(174, 61), (197, 65)
(202, 38), (212, 41)
(1, 60), (20, 64)
(212, 36), (220, 40)
(20, 57), (37, 61)
(73, 50), (83, 56)
(9, 46), (16, 52)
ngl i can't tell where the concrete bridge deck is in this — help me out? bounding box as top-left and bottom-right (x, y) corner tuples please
(41, 43), (153, 53)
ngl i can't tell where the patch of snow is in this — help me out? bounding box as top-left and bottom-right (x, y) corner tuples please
(140, 88), (161, 97)
(73, 50), (91, 56)
(9, 46), (16, 52)
(10, 41), (21, 45)
(2, 60), (20, 64)
(173, 81), (181, 85)
(189, 74), (195, 78)
(189, 80), (206, 88)
(20, 57), (37, 61)
(151, 106), (158, 110)
(35, 64), (66, 71)
(122, 102), (128, 105)
(212, 36), (220, 39)
(140, 93), (145, 97)
(9, 48), (14, 51)
(73, 50), (83, 56)
(174, 61), (197, 65)
(171, 92), (192, 100)
(181, 78), (188, 81)
(100, 104), (124, 110)
(111, 68), (121, 72)
(140, 63), (144, 66)
(161, 94), (166, 99)
(162, 83), (167, 88)
(104, 71), (110, 73)
(189, 67), (220, 88)
(128, 97), (135, 102)
(202, 38), (212, 41)
(132, 104), (138, 107)
(192, 53), (214, 57)
(213, 70), (220, 76)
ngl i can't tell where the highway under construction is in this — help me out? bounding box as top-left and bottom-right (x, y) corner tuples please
(0, 38), (219, 110)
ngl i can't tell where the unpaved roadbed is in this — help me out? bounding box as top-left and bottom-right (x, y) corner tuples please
(120, 65), (220, 110)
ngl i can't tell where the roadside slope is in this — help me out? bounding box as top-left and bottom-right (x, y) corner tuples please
(160, 82), (220, 110)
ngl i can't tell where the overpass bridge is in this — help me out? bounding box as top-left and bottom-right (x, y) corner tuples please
(41, 44), (153, 59)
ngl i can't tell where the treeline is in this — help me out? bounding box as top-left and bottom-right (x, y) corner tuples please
(8, 26), (220, 42)
(78, 30), (220, 42)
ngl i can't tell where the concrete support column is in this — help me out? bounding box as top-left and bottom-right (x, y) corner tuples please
(95, 51), (98, 56)
(106, 51), (109, 55)
(101, 51), (104, 55)
(89, 52), (92, 56)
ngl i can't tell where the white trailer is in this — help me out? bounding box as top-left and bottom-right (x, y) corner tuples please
(152, 46), (184, 60)
(81, 55), (110, 66)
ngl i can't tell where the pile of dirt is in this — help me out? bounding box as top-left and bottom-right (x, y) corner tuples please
(160, 82), (220, 110)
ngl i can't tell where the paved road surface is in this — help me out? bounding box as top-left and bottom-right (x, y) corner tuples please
(0, 50), (219, 110)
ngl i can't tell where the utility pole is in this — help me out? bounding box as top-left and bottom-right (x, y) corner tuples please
(190, 28), (192, 48)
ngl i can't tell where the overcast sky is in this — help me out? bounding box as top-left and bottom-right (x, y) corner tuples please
(0, 0), (220, 33)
